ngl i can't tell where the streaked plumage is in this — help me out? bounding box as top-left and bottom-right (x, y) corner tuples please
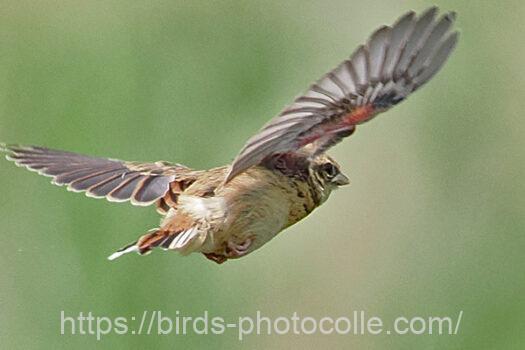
(1, 8), (458, 263)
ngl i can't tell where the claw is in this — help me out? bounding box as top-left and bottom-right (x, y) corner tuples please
(226, 237), (253, 258)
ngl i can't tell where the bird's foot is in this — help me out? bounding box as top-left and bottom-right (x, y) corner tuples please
(203, 237), (254, 263)
(226, 237), (253, 258)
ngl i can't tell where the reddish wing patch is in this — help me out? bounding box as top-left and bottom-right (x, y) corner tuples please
(297, 121), (354, 148)
(297, 105), (374, 148)
(343, 105), (377, 125)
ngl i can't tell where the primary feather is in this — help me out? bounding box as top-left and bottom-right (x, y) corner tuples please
(1, 144), (189, 206)
(226, 7), (458, 183)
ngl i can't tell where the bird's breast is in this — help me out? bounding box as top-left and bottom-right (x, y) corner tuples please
(210, 166), (319, 254)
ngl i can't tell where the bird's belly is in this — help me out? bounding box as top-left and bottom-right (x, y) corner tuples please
(203, 198), (289, 256)
(201, 174), (293, 257)
(231, 201), (289, 253)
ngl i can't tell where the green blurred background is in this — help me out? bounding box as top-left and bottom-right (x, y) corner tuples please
(0, 0), (523, 348)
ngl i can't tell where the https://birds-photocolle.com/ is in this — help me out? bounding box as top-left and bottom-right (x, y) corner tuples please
(1, 7), (458, 264)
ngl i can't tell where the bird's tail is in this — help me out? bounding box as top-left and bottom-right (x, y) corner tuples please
(107, 228), (170, 260)
(107, 224), (203, 260)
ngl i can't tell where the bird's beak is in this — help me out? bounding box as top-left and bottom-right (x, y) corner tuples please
(333, 173), (350, 186)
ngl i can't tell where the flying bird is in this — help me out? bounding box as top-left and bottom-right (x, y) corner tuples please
(1, 7), (458, 263)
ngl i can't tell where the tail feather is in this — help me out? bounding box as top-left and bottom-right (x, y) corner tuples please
(107, 225), (202, 260)
(107, 244), (139, 261)
(107, 228), (169, 260)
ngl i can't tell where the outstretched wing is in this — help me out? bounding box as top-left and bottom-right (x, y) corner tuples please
(1, 144), (193, 206)
(226, 7), (458, 182)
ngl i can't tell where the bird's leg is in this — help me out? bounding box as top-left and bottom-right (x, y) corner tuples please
(226, 237), (253, 258)
(202, 236), (254, 263)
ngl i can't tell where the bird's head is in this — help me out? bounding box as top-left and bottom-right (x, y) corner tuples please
(309, 154), (349, 201)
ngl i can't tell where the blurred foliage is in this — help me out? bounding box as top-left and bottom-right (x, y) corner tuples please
(0, 0), (523, 349)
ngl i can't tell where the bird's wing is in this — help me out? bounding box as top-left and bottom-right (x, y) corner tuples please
(1, 144), (195, 206)
(226, 7), (458, 182)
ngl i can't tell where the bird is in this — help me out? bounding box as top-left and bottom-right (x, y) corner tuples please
(1, 7), (458, 264)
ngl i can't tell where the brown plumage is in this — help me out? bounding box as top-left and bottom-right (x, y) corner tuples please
(0, 8), (458, 263)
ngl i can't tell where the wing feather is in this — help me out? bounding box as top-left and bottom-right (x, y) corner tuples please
(368, 26), (391, 84)
(225, 7), (458, 183)
(1, 144), (190, 206)
(381, 11), (416, 82)
(393, 6), (438, 81)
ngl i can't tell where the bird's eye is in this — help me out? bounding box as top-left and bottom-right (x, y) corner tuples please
(320, 162), (338, 179)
